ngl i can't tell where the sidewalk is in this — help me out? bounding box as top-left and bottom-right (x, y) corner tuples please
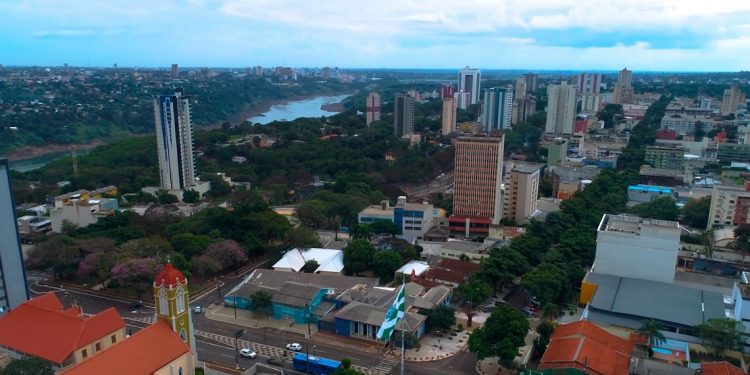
(404, 328), (470, 362)
(205, 305), (316, 338)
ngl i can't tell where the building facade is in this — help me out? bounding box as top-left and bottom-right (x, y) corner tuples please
(441, 96), (457, 135)
(458, 66), (481, 106)
(524, 73), (539, 93)
(153, 263), (196, 357)
(153, 89), (196, 191)
(0, 159), (28, 313)
(580, 93), (602, 113)
(644, 144), (685, 170)
(575, 73), (602, 94)
(721, 85), (745, 116)
(481, 87), (513, 131)
(707, 183), (750, 229)
(504, 162), (542, 223)
(365, 92), (381, 126)
(545, 83), (577, 134)
(393, 92), (415, 137)
(450, 136), (504, 235)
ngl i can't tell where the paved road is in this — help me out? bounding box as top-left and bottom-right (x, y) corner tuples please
(27, 264), (477, 375)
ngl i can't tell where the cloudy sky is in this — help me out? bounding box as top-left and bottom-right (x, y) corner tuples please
(3, 0), (750, 71)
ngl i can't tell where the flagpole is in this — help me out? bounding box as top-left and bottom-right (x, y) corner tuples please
(400, 275), (405, 375)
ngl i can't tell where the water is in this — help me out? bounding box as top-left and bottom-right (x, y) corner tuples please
(9, 149), (91, 173)
(248, 94), (350, 124)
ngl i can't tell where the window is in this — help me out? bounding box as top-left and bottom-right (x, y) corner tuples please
(176, 287), (185, 313)
(111, 335), (117, 344)
(159, 289), (168, 314)
(179, 329), (187, 342)
(81, 349), (88, 359)
(95, 343), (101, 352)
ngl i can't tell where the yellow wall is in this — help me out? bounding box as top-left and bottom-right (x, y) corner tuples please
(580, 280), (598, 305)
(70, 328), (126, 364)
(153, 352), (195, 375)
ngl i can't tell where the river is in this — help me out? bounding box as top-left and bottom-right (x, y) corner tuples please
(9, 150), (91, 173)
(247, 94), (350, 124)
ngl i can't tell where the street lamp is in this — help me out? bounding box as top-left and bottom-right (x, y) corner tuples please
(234, 329), (245, 369)
(436, 330), (441, 350)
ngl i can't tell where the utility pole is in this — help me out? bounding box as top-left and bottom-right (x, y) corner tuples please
(234, 329), (244, 369)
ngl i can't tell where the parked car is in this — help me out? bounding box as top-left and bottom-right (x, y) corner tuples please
(286, 343), (302, 351)
(494, 300), (507, 306)
(267, 357), (282, 365)
(193, 306), (202, 314)
(240, 348), (256, 358)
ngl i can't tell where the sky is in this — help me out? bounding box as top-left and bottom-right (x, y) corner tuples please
(2, 0), (750, 71)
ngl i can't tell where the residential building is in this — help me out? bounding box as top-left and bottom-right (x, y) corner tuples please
(718, 143), (750, 162)
(16, 215), (51, 235)
(550, 166), (601, 200)
(503, 162), (542, 223)
(660, 113), (713, 136)
(450, 136), (504, 236)
(581, 93), (602, 113)
(721, 85), (745, 116)
(514, 77), (527, 98)
(644, 144), (685, 170)
(231, 156), (247, 164)
(707, 183), (750, 229)
(627, 185), (675, 203)
(638, 165), (688, 187)
(393, 92), (415, 137)
(547, 138), (568, 167)
(617, 67), (632, 87)
(0, 293), (126, 369)
(524, 73), (539, 93)
(171, 63), (179, 78)
(538, 321), (633, 375)
(154, 263), (196, 356)
(592, 214), (680, 284)
(421, 240), (492, 263)
(61, 320), (194, 375)
(481, 87), (513, 131)
(272, 248), (344, 275)
(49, 187), (119, 233)
(365, 92), (381, 126)
(545, 83), (577, 134)
(458, 66), (481, 106)
(421, 258), (481, 287)
(511, 96), (537, 125)
(153, 89), (197, 191)
(440, 84), (455, 99)
(612, 68), (634, 104)
(454, 91), (471, 110)
(0, 159), (28, 313)
(575, 73), (603, 94)
(441, 95), (456, 135)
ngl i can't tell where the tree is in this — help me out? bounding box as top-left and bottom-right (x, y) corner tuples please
(250, 290), (273, 314)
(296, 200), (327, 228)
(694, 121), (706, 141)
(426, 305), (456, 331)
(343, 240), (374, 276)
(332, 368), (364, 375)
(341, 358), (352, 369)
(285, 226), (322, 249)
(696, 318), (745, 356)
(533, 321), (556, 360)
(156, 190), (179, 204)
(370, 220), (401, 237)
(480, 248), (529, 296)
(458, 278), (492, 310)
(182, 189), (200, 204)
(468, 305), (529, 365)
(629, 196), (679, 221)
(350, 224), (373, 240)
(520, 267), (565, 306)
(0, 357), (54, 375)
(682, 197), (711, 228)
(373, 251), (403, 282)
(203, 240), (248, 270)
(637, 319), (666, 349)
(110, 257), (162, 297)
(597, 104), (624, 128)
(170, 233), (212, 259)
(301, 260), (320, 273)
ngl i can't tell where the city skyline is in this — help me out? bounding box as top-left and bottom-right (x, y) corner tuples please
(2, 1), (750, 71)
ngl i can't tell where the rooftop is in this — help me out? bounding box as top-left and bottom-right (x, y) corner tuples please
(396, 261), (430, 277)
(700, 361), (748, 375)
(598, 214), (680, 234)
(539, 321), (633, 375)
(271, 282), (323, 308)
(272, 248), (344, 274)
(0, 293), (125, 365)
(510, 161), (544, 174)
(229, 269), (378, 298)
(628, 184), (674, 194)
(61, 321), (190, 375)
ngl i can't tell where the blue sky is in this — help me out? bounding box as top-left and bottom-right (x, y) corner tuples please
(2, 0), (750, 71)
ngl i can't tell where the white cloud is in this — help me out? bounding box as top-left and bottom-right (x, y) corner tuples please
(33, 29), (97, 38)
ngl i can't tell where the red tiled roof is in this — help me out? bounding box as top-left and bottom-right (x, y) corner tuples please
(423, 268), (467, 284)
(539, 321), (633, 375)
(154, 262), (186, 287)
(434, 258), (481, 273)
(701, 362), (748, 375)
(0, 293), (125, 365)
(62, 321), (191, 375)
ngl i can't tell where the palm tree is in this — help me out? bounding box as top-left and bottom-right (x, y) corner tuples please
(637, 319), (666, 348)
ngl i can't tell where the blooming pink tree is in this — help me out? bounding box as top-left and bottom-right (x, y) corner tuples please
(203, 240), (248, 270)
(110, 258), (162, 297)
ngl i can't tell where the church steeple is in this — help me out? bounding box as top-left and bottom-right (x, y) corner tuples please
(153, 262), (196, 356)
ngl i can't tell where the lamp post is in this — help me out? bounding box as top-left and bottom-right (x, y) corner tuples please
(436, 330), (441, 350)
(234, 329), (245, 369)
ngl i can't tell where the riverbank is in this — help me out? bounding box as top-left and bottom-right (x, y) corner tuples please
(2, 140), (104, 161)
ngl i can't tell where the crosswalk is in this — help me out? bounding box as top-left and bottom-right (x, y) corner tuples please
(124, 317), (398, 375)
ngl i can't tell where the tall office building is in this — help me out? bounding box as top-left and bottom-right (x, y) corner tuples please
(514, 77), (527, 99)
(393, 92), (415, 137)
(365, 92), (381, 126)
(0, 159), (29, 313)
(612, 68), (634, 104)
(441, 84), (455, 99)
(721, 85), (744, 116)
(512, 97), (537, 125)
(545, 82), (577, 134)
(576, 73), (602, 94)
(442, 95), (457, 136)
(450, 136), (504, 236)
(524, 73), (539, 93)
(171, 63), (179, 78)
(454, 91), (471, 110)
(481, 87), (513, 131)
(617, 68), (632, 87)
(153, 89), (196, 191)
(504, 162), (542, 223)
(458, 66), (481, 106)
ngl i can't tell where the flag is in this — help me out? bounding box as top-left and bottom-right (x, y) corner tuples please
(376, 284), (405, 341)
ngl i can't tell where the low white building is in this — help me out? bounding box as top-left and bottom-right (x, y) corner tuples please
(272, 248), (344, 275)
(395, 260), (430, 278)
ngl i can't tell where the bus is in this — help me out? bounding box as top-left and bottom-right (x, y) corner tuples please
(292, 352), (342, 375)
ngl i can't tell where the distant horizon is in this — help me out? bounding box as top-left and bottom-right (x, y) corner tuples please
(3, 1), (750, 71)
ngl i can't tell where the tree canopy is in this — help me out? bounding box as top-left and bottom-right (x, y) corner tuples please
(468, 305), (529, 364)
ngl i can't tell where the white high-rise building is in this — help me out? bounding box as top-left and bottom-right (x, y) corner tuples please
(366, 92), (381, 126)
(514, 77), (527, 99)
(153, 89), (196, 191)
(617, 68), (632, 87)
(576, 73), (602, 94)
(458, 66), (481, 106)
(545, 82), (577, 135)
(394, 92), (415, 137)
(581, 93), (602, 113)
(481, 87), (513, 131)
(454, 91), (471, 110)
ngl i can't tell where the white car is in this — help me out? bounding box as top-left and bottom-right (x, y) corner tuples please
(193, 306), (202, 314)
(286, 343), (302, 351)
(240, 348), (256, 358)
